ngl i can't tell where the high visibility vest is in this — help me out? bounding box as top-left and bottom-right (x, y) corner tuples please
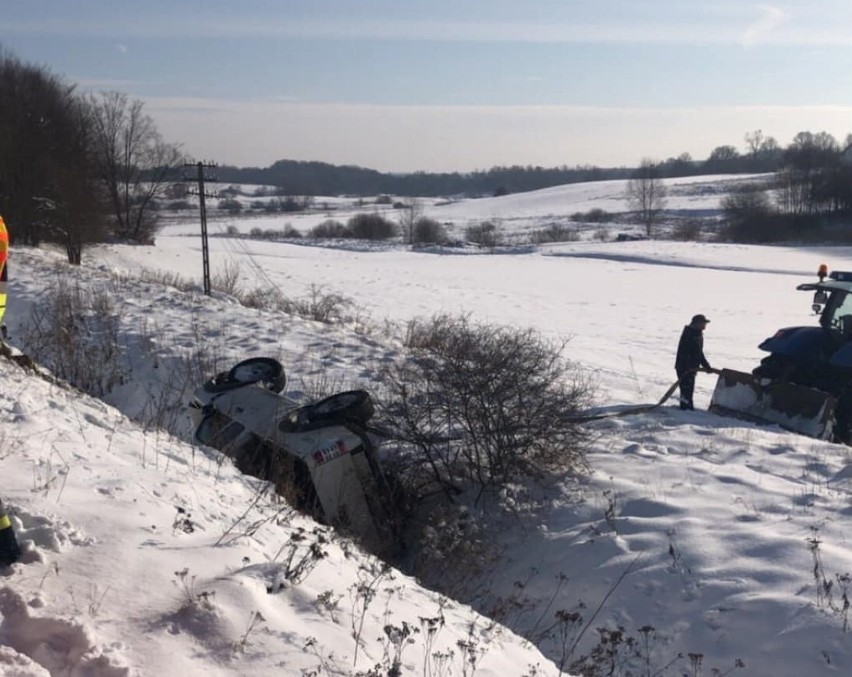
(0, 216), (7, 324)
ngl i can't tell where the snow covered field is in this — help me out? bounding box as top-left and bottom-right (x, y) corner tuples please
(4, 175), (852, 676)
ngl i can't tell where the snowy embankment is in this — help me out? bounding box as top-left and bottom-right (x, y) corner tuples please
(88, 231), (852, 676)
(0, 247), (559, 676)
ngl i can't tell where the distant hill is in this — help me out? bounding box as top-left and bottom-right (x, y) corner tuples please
(211, 150), (788, 198)
(213, 159), (643, 197)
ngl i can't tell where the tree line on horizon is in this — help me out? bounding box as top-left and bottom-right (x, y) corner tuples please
(213, 129), (852, 199)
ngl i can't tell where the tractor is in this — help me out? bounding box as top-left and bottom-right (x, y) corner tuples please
(709, 265), (852, 442)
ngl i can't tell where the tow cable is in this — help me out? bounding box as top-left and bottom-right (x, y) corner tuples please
(568, 369), (721, 423)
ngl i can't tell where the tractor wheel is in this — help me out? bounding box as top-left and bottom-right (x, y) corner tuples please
(306, 390), (374, 423)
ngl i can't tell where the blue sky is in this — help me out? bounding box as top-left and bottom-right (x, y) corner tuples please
(3, 0), (852, 172)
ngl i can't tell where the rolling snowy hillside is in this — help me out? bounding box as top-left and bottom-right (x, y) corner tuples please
(4, 175), (852, 676)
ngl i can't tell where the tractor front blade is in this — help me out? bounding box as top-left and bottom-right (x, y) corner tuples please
(708, 368), (836, 439)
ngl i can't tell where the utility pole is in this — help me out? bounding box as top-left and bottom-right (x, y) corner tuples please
(184, 161), (217, 295)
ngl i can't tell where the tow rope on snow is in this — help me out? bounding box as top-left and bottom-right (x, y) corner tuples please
(569, 368), (721, 423)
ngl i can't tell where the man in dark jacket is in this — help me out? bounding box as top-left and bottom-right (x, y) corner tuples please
(675, 314), (713, 410)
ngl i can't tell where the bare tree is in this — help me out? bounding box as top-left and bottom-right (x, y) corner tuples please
(626, 158), (667, 237)
(777, 131), (840, 215)
(397, 198), (424, 245)
(0, 49), (107, 261)
(86, 91), (182, 243)
(744, 129), (765, 158)
(49, 98), (110, 264)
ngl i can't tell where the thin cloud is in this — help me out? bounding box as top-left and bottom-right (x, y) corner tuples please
(740, 4), (788, 46)
(5, 9), (852, 47)
(145, 96), (852, 171)
(74, 77), (148, 91)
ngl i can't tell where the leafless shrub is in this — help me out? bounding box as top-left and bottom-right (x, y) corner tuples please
(376, 314), (594, 504)
(271, 526), (330, 585)
(240, 286), (285, 310)
(21, 269), (127, 396)
(407, 499), (489, 589)
(238, 283), (355, 324)
(569, 208), (613, 224)
(218, 198), (242, 213)
(173, 567), (216, 611)
(310, 219), (349, 239)
(465, 221), (502, 248)
(210, 259), (242, 296)
(718, 185), (782, 243)
(232, 610), (266, 654)
(297, 365), (349, 402)
(530, 223), (580, 244)
(136, 267), (196, 292)
(278, 284), (355, 324)
(280, 224), (303, 239)
(132, 313), (231, 435)
(246, 224), (303, 240)
(671, 219), (704, 242)
(412, 217), (448, 245)
(349, 558), (394, 665)
(347, 212), (398, 240)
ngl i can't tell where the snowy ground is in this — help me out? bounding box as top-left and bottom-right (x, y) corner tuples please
(4, 175), (852, 676)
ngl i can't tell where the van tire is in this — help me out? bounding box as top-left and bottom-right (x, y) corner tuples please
(228, 358), (286, 393)
(202, 357), (286, 394)
(307, 390), (374, 423)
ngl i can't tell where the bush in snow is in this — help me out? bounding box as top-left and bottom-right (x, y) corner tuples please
(672, 218), (704, 241)
(718, 184), (782, 243)
(279, 224), (303, 239)
(465, 221), (502, 248)
(411, 217), (448, 245)
(569, 208), (612, 224)
(530, 223), (579, 244)
(240, 284), (355, 325)
(309, 219), (350, 239)
(217, 197), (242, 213)
(346, 213), (398, 240)
(405, 498), (490, 589)
(21, 267), (126, 397)
(376, 314), (594, 504)
(210, 259), (242, 297)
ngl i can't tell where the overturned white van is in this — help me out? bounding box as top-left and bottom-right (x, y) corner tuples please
(188, 358), (397, 550)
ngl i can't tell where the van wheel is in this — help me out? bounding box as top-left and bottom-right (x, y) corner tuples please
(307, 390), (374, 423)
(228, 358), (286, 393)
(203, 357), (286, 394)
